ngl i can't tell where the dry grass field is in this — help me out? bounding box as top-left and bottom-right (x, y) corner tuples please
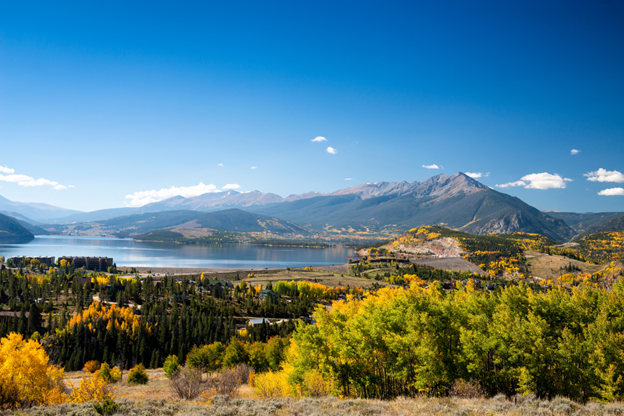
(525, 250), (603, 280)
(232, 266), (390, 290)
(8, 388), (624, 415)
(17, 370), (612, 416)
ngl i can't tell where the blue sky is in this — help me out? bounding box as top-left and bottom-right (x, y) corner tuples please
(0, 0), (623, 213)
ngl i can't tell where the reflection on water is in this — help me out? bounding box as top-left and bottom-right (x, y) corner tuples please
(0, 236), (354, 269)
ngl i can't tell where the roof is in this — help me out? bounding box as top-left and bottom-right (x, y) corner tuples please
(248, 318), (270, 325)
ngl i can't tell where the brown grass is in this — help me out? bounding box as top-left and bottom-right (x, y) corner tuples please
(525, 250), (603, 280)
(235, 267), (385, 290)
(8, 393), (624, 415)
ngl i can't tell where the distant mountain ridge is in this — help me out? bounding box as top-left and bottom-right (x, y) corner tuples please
(0, 195), (81, 221)
(45, 208), (311, 238)
(4, 172), (621, 242)
(248, 173), (576, 242)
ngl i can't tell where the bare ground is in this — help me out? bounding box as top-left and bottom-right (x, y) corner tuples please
(410, 257), (488, 276)
(525, 250), (603, 280)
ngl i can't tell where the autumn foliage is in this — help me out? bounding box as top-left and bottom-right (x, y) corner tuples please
(0, 333), (66, 408)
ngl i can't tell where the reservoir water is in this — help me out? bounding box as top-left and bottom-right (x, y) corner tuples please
(0, 236), (354, 269)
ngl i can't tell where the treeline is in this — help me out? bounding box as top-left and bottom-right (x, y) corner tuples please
(0, 268), (312, 371)
(284, 282), (624, 403)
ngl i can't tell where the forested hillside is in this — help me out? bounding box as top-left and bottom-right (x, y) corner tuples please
(0, 212), (34, 242)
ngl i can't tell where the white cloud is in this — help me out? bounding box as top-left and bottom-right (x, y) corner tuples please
(496, 180), (527, 189)
(250, 166), (257, 169)
(125, 182), (219, 207)
(312, 136), (327, 142)
(0, 173), (71, 190)
(218, 163), (224, 167)
(571, 149), (580, 155)
(598, 187), (624, 196)
(0, 166), (15, 174)
(522, 173), (572, 189)
(345, 178), (352, 181)
(422, 164), (440, 169)
(584, 168), (624, 183)
(496, 172), (572, 190)
(327, 147), (337, 154)
(466, 172), (490, 179)
(222, 183), (241, 190)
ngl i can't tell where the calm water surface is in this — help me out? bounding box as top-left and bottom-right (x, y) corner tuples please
(0, 236), (354, 269)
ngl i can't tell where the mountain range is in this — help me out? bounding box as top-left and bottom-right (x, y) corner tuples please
(1, 172), (622, 242)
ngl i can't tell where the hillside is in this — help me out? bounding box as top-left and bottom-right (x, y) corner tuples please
(575, 214), (624, 238)
(0, 212), (35, 243)
(546, 211), (624, 232)
(249, 173), (575, 241)
(46, 208), (311, 238)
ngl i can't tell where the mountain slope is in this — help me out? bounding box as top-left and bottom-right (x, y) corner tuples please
(546, 212), (624, 232)
(575, 214), (624, 239)
(0, 213), (35, 242)
(248, 173), (574, 241)
(0, 194), (82, 221)
(47, 208), (311, 237)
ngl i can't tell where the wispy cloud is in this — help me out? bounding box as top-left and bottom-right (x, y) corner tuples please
(570, 149), (580, 155)
(312, 136), (327, 142)
(0, 167), (72, 190)
(345, 178), (352, 181)
(584, 168), (624, 183)
(422, 164), (440, 169)
(496, 180), (526, 189)
(496, 172), (572, 190)
(465, 172), (489, 179)
(250, 166), (257, 169)
(125, 182), (219, 207)
(218, 163), (224, 167)
(598, 187), (624, 196)
(222, 183), (241, 190)
(327, 147), (337, 154)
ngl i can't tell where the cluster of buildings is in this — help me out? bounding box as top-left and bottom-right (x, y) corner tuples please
(8, 256), (113, 271)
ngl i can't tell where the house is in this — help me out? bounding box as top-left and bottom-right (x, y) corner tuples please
(247, 318), (270, 327)
(259, 289), (278, 301)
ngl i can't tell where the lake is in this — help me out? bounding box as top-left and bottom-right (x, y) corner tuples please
(0, 236), (355, 269)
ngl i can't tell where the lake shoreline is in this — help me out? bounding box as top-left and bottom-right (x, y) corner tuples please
(122, 263), (351, 276)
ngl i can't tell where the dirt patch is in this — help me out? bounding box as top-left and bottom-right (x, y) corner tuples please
(383, 237), (464, 257)
(525, 250), (603, 280)
(410, 257), (487, 275)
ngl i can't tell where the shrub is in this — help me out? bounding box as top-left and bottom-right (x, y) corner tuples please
(170, 366), (203, 400)
(164, 355), (180, 379)
(186, 342), (225, 372)
(127, 364), (149, 385)
(84, 360), (101, 374)
(93, 396), (120, 415)
(97, 363), (122, 384)
(209, 364), (252, 398)
(71, 376), (114, 404)
(449, 379), (487, 399)
(253, 370), (291, 398)
(249, 370), (257, 388)
(301, 369), (332, 398)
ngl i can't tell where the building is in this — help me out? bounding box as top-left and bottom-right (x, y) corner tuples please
(259, 289), (279, 301)
(10, 256), (56, 267)
(247, 318), (271, 327)
(59, 256), (113, 271)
